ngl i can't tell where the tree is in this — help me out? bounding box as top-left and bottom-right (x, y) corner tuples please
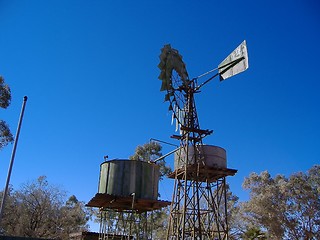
(241, 165), (320, 240)
(0, 176), (91, 239)
(129, 141), (172, 179)
(223, 184), (243, 240)
(149, 207), (170, 239)
(0, 186), (19, 235)
(241, 227), (267, 240)
(58, 195), (91, 238)
(0, 76), (13, 149)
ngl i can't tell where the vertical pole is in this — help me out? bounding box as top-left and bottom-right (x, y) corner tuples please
(224, 177), (229, 240)
(129, 193), (135, 239)
(0, 96), (28, 227)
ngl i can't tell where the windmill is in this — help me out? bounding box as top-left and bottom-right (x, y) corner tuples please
(157, 41), (249, 240)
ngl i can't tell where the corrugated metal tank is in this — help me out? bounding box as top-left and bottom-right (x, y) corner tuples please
(98, 159), (160, 200)
(174, 145), (227, 170)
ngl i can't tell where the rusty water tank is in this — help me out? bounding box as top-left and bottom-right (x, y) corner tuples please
(174, 145), (227, 170)
(98, 159), (160, 200)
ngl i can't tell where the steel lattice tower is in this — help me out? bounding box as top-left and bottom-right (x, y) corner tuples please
(165, 81), (237, 240)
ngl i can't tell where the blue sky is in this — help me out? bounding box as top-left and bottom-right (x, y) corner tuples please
(0, 0), (319, 230)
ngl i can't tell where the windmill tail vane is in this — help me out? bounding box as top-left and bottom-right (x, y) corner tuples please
(218, 40), (249, 81)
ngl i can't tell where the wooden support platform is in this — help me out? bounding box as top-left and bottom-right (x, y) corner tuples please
(167, 165), (237, 182)
(86, 193), (171, 213)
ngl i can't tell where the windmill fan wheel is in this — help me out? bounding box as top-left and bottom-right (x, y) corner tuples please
(157, 44), (190, 125)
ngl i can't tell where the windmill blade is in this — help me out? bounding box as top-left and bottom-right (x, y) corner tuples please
(218, 40), (249, 81)
(157, 44), (189, 92)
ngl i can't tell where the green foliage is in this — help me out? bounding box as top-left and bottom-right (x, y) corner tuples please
(224, 185), (242, 239)
(148, 207), (170, 239)
(241, 227), (267, 240)
(241, 165), (320, 239)
(129, 142), (172, 179)
(0, 176), (91, 239)
(0, 120), (14, 149)
(0, 76), (11, 109)
(129, 141), (162, 162)
(0, 76), (13, 150)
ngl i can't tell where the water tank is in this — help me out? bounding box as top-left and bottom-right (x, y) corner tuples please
(174, 145), (227, 170)
(98, 159), (160, 200)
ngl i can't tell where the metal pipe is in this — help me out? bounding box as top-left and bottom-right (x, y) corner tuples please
(153, 147), (180, 163)
(195, 57), (245, 91)
(149, 138), (178, 147)
(0, 96), (28, 226)
(194, 66), (219, 80)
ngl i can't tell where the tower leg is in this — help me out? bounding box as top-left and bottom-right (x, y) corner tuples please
(166, 176), (230, 240)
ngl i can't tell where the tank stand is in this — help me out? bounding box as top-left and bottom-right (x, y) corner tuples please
(166, 167), (237, 240)
(98, 208), (162, 240)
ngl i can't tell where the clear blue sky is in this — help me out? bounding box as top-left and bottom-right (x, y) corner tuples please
(1, 0), (319, 230)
